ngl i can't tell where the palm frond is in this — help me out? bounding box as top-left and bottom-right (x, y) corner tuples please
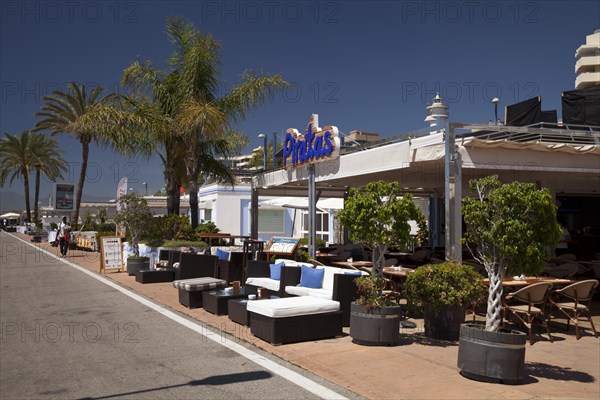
(219, 72), (288, 122)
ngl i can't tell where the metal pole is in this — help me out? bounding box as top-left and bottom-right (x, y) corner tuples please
(263, 135), (268, 170)
(444, 123), (462, 263)
(272, 131), (277, 170)
(494, 103), (498, 125)
(308, 164), (317, 259)
(250, 185), (259, 239)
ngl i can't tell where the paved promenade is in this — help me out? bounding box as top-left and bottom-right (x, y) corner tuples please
(5, 233), (600, 399)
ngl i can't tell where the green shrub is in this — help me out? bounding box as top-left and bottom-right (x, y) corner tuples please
(405, 262), (486, 311)
(295, 249), (309, 263)
(298, 237), (327, 249)
(354, 274), (396, 310)
(195, 221), (220, 234)
(159, 240), (208, 249)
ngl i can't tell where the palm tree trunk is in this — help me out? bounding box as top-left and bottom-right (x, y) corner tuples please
(73, 139), (89, 225)
(22, 167), (31, 222)
(34, 168), (41, 222)
(188, 178), (199, 229)
(164, 167), (180, 215)
(164, 149), (180, 215)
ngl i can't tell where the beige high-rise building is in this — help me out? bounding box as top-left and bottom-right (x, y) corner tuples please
(575, 29), (600, 89)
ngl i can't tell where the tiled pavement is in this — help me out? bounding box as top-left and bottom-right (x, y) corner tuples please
(11, 234), (600, 399)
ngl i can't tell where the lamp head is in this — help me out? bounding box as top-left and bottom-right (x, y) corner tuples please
(491, 97), (500, 104)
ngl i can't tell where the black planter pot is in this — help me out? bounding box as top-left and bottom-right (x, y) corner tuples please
(127, 258), (150, 276)
(457, 323), (527, 384)
(350, 302), (403, 346)
(424, 303), (465, 341)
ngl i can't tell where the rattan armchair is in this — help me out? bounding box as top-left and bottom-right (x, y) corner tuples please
(549, 279), (599, 339)
(503, 282), (554, 345)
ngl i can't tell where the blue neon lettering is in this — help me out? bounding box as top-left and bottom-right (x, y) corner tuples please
(314, 136), (323, 157)
(283, 135), (293, 168)
(283, 127), (336, 168)
(323, 131), (333, 155)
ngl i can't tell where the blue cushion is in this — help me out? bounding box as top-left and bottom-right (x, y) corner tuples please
(215, 248), (230, 261)
(344, 271), (362, 276)
(298, 265), (325, 289)
(269, 261), (285, 280)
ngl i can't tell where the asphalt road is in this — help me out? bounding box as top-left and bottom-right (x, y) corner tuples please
(0, 233), (360, 400)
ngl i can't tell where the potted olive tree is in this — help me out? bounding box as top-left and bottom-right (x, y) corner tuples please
(458, 175), (561, 383)
(405, 262), (486, 341)
(114, 192), (153, 276)
(339, 180), (424, 346)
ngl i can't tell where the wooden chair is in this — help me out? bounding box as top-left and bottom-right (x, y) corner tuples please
(549, 279), (599, 339)
(503, 282), (554, 345)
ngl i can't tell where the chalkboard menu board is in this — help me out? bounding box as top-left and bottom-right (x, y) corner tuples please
(100, 236), (123, 273)
(265, 237), (300, 256)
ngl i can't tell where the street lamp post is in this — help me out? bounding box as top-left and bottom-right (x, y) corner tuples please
(492, 97), (500, 125)
(258, 133), (267, 170)
(272, 131), (277, 169)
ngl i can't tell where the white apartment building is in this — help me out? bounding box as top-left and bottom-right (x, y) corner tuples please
(575, 29), (600, 89)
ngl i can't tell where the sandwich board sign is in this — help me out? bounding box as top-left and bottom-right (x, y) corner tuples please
(100, 236), (123, 273)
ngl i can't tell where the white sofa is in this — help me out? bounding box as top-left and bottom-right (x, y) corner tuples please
(244, 259), (368, 327)
(285, 266), (367, 299)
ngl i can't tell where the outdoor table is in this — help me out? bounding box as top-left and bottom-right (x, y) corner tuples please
(331, 261), (373, 271)
(483, 277), (576, 289)
(383, 266), (415, 279)
(315, 252), (339, 264)
(198, 233), (251, 252)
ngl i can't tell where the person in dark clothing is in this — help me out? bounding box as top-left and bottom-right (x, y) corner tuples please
(58, 216), (70, 257)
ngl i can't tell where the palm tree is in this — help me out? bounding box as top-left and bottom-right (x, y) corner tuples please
(83, 17), (287, 226)
(33, 83), (116, 225)
(0, 131), (33, 221)
(120, 59), (186, 216)
(165, 17), (287, 228)
(29, 133), (68, 223)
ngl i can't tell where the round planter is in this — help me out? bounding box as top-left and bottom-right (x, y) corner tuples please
(457, 323), (527, 384)
(350, 302), (403, 346)
(424, 303), (465, 341)
(127, 258), (149, 276)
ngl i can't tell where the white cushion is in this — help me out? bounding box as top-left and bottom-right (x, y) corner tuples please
(285, 286), (332, 300)
(247, 296), (340, 318)
(172, 277), (226, 291)
(275, 259), (312, 268)
(245, 277), (280, 291)
(321, 267), (347, 291)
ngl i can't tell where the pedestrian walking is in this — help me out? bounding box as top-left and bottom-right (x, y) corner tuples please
(58, 216), (71, 257)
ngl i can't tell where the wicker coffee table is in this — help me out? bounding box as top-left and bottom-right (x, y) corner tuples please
(202, 288), (248, 315)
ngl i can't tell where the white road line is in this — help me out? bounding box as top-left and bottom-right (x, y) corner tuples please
(6, 233), (349, 400)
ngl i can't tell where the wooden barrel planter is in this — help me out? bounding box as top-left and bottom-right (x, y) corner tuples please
(457, 323), (527, 384)
(424, 303), (465, 341)
(350, 302), (403, 346)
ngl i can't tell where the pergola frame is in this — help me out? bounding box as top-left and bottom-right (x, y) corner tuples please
(251, 122), (600, 261)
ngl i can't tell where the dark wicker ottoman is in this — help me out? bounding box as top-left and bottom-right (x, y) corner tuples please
(202, 288), (248, 315)
(247, 297), (343, 345)
(172, 277), (227, 309)
(228, 299), (251, 326)
(135, 269), (175, 284)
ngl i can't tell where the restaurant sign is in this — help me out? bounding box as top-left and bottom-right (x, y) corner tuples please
(283, 114), (340, 169)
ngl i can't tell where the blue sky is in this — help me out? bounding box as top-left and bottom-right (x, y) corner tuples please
(1, 0), (599, 200)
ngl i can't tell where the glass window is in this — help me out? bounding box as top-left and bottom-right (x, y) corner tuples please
(258, 209), (285, 233)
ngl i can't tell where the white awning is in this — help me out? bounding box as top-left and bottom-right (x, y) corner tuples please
(0, 212), (20, 218)
(259, 197), (344, 211)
